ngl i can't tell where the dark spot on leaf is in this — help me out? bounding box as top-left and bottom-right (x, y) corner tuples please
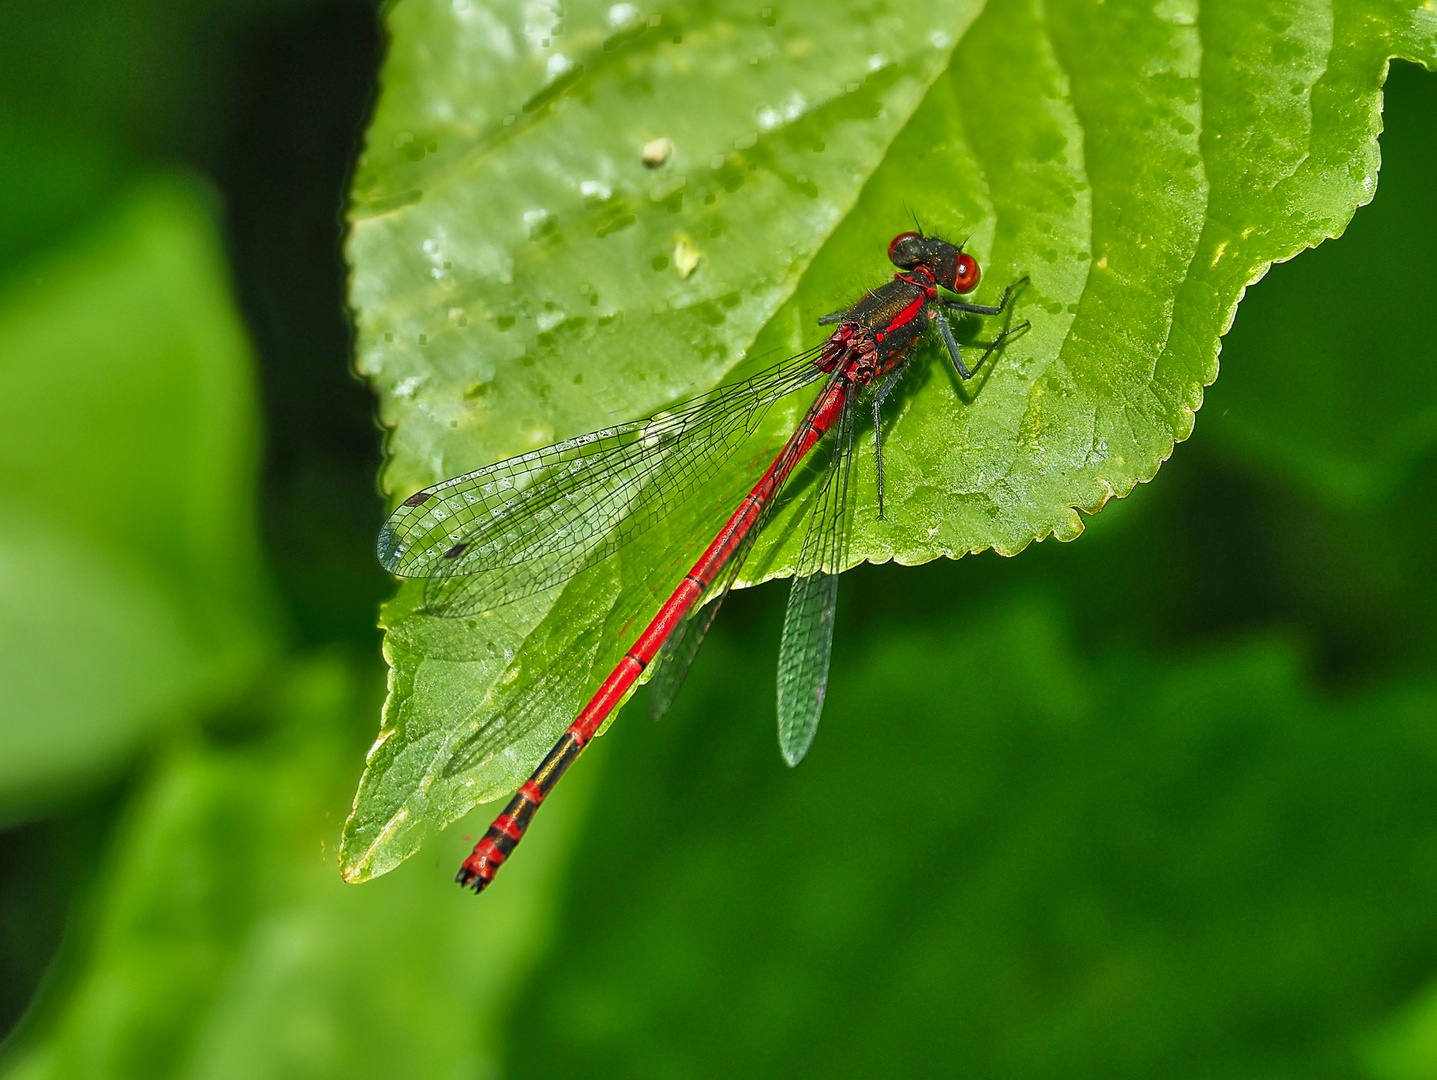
(596, 212), (637, 238)
(715, 162), (745, 193)
(693, 301), (726, 326)
(537, 317), (587, 348)
(782, 173), (818, 199)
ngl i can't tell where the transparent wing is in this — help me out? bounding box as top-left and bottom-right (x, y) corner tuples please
(775, 381), (858, 766)
(377, 350), (825, 618)
(645, 513), (767, 721)
(645, 593), (728, 720)
(647, 377), (851, 720)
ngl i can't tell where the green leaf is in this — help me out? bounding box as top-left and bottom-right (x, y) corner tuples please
(1368, 979), (1437, 1080)
(0, 105), (125, 276)
(0, 658), (595, 1080)
(343, 0), (1437, 878)
(0, 176), (278, 809)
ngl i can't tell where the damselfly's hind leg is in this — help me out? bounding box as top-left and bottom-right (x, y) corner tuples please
(869, 355), (912, 518)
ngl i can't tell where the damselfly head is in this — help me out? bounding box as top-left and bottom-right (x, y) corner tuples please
(887, 232), (981, 294)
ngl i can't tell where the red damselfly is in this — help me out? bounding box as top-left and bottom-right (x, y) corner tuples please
(378, 231), (1027, 894)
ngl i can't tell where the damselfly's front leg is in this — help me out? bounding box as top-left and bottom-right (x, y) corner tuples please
(935, 277), (1031, 379)
(939, 276), (1027, 317)
(937, 314), (1032, 381)
(934, 310), (977, 379)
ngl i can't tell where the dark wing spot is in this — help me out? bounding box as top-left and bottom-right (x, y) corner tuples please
(402, 491), (433, 508)
(444, 542), (470, 559)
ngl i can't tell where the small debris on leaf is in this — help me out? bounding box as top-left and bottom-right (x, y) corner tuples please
(642, 137), (673, 167)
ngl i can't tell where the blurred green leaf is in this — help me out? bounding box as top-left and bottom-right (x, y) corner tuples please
(0, 107), (125, 278)
(1369, 981), (1437, 1080)
(344, 0), (1437, 877)
(0, 176), (277, 809)
(0, 656), (593, 1080)
(509, 600), (1437, 1079)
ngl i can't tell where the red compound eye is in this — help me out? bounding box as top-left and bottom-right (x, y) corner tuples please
(887, 231), (921, 266)
(952, 251), (980, 293)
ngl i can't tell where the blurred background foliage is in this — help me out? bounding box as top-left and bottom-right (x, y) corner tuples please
(1, 1), (1437, 1078)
